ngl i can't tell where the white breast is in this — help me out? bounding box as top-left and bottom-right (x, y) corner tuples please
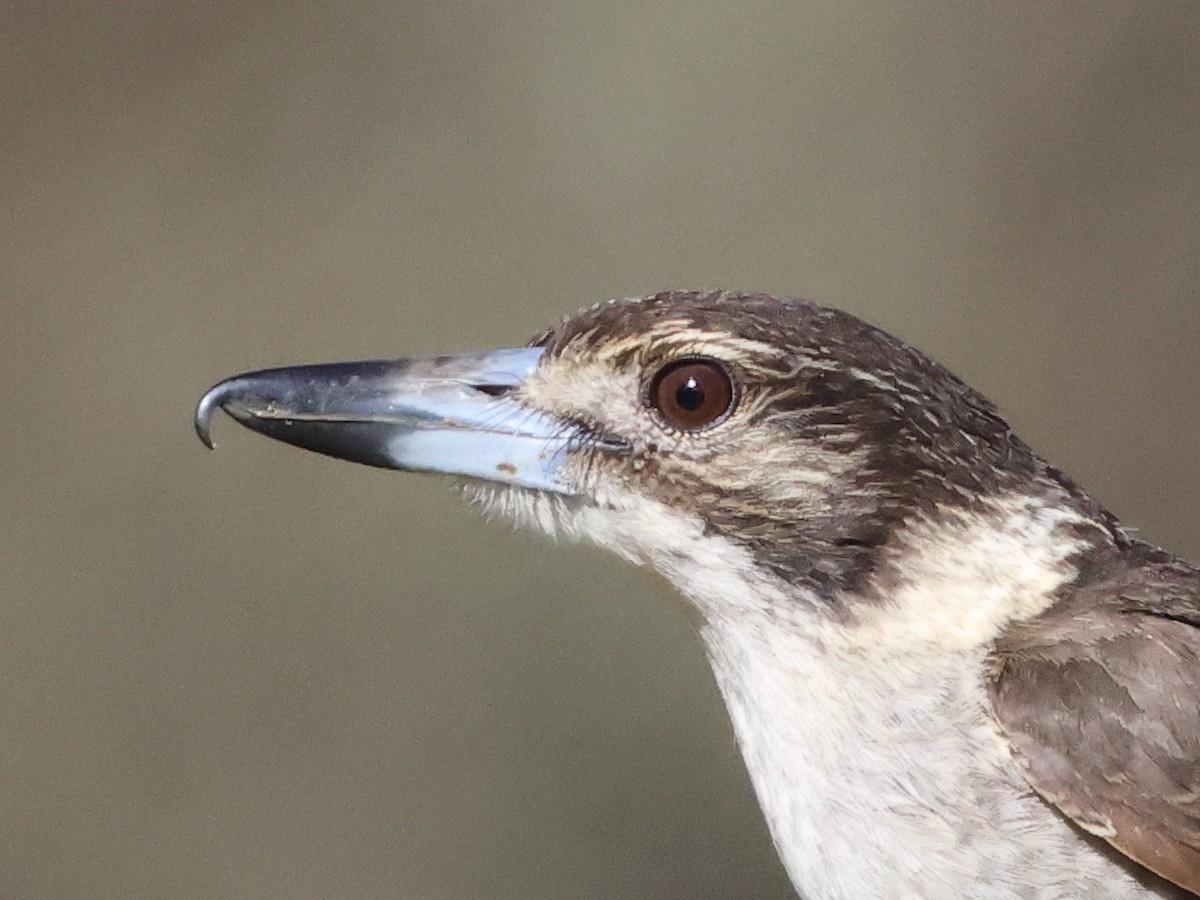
(701, 618), (1157, 899)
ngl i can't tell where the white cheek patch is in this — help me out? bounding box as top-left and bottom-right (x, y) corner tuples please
(849, 493), (1090, 652)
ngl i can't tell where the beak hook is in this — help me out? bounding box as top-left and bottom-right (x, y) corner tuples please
(194, 378), (241, 449)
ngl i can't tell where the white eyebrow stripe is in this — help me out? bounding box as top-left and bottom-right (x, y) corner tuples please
(590, 326), (792, 366)
(847, 366), (897, 392)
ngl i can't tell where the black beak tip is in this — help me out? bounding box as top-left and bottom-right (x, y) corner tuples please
(194, 379), (238, 450)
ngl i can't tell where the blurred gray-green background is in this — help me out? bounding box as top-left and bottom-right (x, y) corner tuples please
(3, 3), (1198, 898)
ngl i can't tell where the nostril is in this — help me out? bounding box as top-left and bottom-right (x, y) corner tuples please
(476, 384), (514, 397)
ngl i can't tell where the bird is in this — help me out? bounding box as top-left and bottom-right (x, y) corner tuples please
(195, 290), (1199, 899)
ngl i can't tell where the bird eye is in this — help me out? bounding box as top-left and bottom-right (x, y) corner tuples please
(647, 359), (736, 430)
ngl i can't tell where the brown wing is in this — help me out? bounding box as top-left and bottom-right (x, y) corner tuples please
(987, 548), (1200, 895)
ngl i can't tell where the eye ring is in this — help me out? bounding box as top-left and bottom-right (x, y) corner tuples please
(646, 358), (738, 431)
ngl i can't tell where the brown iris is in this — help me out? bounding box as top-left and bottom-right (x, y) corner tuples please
(648, 359), (736, 430)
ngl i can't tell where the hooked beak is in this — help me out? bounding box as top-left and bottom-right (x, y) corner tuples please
(194, 347), (594, 494)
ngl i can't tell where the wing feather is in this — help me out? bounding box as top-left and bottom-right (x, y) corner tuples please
(988, 549), (1200, 895)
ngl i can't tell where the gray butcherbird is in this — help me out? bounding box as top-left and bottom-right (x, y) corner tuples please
(195, 291), (1199, 899)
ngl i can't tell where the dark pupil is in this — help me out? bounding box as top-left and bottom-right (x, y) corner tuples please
(675, 376), (705, 411)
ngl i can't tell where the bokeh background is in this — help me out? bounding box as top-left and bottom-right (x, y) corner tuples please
(3, 3), (1198, 898)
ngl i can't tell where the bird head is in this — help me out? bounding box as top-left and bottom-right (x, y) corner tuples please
(196, 291), (1096, 625)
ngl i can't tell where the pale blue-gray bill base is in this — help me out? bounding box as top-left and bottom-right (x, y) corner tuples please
(196, 291), (1199, 900)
